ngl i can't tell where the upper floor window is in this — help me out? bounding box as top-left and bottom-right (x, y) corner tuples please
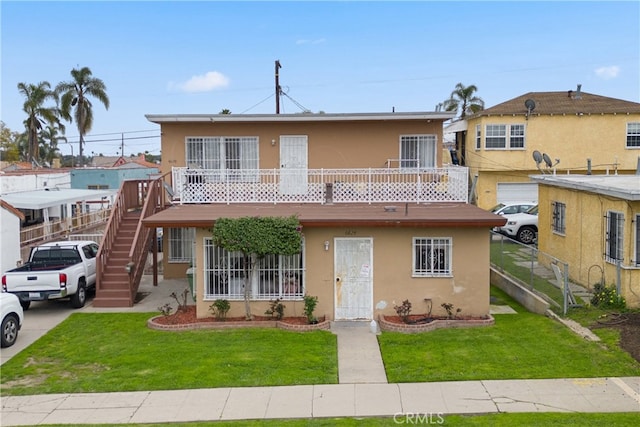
(551, 201), (566, 234)
(185, 137), (258, 170)
(485, 124), (526, 150)
(400, 135), (436, 169)
(605, 211), (624, 263)
(627, 123), (640, 148)
(475, 125), (481, 150)
(412, 237), (452, 277)
(168, 227), (195, 263)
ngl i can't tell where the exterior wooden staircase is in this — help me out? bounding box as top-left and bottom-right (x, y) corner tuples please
(93, 178), (166, 307)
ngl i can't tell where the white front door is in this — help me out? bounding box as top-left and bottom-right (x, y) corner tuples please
(279, 135), (308, 195)
(334, 238), (373, 320)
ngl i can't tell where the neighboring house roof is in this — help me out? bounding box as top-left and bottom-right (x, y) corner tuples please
(531, 174), (640, 201)
(0, 199), (25, 220)
(142, 203), (506, 228)
(146, 111), (456, 124)
(1, 162), (36, 172)
(0, 188), (117, 210)
(473, 91), (640, 118)
(92, 155), (158, 169)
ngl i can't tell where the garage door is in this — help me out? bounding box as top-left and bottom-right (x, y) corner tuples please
(497, 183), (538, 204)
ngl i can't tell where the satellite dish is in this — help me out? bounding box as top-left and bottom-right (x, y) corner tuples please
(525, 99), (536, 112)
(532, 150), (543, 164)
(525, 99), (536, 120)
(542, 153), (553, 168)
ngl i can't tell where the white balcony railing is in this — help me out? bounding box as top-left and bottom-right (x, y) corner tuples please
(171, 167), (469, 204)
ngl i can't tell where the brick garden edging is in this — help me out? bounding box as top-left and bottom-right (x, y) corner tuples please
(147, 316), (330, 332)
(378, 314), (495, 333)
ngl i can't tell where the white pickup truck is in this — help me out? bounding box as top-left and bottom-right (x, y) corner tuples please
(1, 240), (99, 310)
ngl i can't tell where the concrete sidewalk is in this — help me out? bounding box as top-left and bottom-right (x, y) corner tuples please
(2, 377), (639, 425)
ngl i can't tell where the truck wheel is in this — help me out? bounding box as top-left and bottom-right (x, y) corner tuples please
(20, 300), (31, 311)
(70, 280), (87, 308)
(1, 314), (19, 348)
(517, 226), (537, 244)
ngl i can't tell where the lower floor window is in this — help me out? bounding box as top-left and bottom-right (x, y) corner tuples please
(204, 238), (304, 300)
(413, 237), (452, 276)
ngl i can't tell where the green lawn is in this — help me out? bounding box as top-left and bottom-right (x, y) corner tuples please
(0, 313), (337, 396)
(378, 287), (640, 383)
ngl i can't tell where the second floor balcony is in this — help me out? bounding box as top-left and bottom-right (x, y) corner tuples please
(171, 166), (469, 204)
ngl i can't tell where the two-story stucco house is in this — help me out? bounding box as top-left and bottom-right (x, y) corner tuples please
(452, 87), (640, 210)
(530, 174), (640, 308)
(94, 112), (506, 321)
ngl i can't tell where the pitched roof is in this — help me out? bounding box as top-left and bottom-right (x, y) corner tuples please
(474, 91), (640, 117)
(0, 199), (25, 220)
(142, 202), (506, 228)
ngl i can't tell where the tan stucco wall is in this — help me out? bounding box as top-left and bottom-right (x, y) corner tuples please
(159, 120), (445, 176)
(192, 225), (492, 320)
(537, 185), (640, 308)
(464, 113), (640, 209)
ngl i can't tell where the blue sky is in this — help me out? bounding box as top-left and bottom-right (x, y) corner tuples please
(2, 1), (639, 157)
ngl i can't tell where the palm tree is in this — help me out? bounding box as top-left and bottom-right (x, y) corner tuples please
(56, 67), (110, 166)
(17, 81), (59, 163)
(40, 124), (67, 165)
(443, 83), (485, 120)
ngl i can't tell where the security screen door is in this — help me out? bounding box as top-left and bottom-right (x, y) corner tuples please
(279, 136), (308, 195)
(334, 238), (373, 320)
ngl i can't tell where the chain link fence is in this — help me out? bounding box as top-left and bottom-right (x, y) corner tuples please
(490, 231), (592, 315)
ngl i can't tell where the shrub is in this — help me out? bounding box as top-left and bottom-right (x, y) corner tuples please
(265, 299), (286, 320)
(209, 299), (231, 320)
(303, 294), (319, 324)
(169, 288), (190, 313)
(591, 283), (626, 310)
(394, 299), (412, 324)
(441, 302), (461, 319)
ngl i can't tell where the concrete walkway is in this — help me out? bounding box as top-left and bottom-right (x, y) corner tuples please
(2, 377), (639, 425)
(331, 321), (387, 384)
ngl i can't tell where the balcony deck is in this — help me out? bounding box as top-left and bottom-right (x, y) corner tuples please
(171, 166), (469, 204)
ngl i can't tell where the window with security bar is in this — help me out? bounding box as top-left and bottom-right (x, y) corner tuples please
(605, 211), (624, 263)
(185, 136), (258, 180)
(204, 238), (304, 300)
(413, 237), (452, 277)
(551, 201), (566, 234)
(400, 135), (436, 169)
(168, 228), (195, 263)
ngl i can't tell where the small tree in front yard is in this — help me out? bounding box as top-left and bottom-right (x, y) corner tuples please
(211, 216), (302, 320)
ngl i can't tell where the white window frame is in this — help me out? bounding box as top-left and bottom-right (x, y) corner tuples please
(168, 227), (195, 263)
(484, 124), (526, 150)
(627, 122), (640, 148)
(203, 238), (305, 301)
(551, 201), (566, 235)
(412, 237), (452, 277)
(185, 136), (259, 181)
(475, 125), (481, 150)
(400, 135), (437, 169)
(605, 211), (624, 264)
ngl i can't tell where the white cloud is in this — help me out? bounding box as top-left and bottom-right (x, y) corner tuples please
(594, 65), (620, 80)
(169, 71), (230, 93)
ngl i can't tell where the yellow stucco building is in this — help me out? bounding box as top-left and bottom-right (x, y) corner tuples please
(452, 87), (640, 210)
(532, 174), (640, 308)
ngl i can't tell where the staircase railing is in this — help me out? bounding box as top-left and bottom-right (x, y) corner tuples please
(96, 176), (167, 303)
(126, 178), (166, 301)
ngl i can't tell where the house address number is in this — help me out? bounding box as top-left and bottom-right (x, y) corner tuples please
(345, 229), (357, 235)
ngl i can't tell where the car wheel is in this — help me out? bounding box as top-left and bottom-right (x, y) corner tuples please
(70, 280), (87, 308)
(20, 300), (31, 311)
(517, 226), (537, 244)
(1, 314), (19, 348)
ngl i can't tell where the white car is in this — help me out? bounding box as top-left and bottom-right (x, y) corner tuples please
(490, 202), (537, 216)
(498, 205), (539, 244)
(1, 292), (24, 347)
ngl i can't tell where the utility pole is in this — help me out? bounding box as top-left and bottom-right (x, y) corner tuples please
(275, 60), (282, 114)
(121, 133), (125, 158)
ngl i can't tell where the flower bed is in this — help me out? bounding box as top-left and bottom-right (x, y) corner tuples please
(147, 306), (329, 332)
(378, 314), (494, 333)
